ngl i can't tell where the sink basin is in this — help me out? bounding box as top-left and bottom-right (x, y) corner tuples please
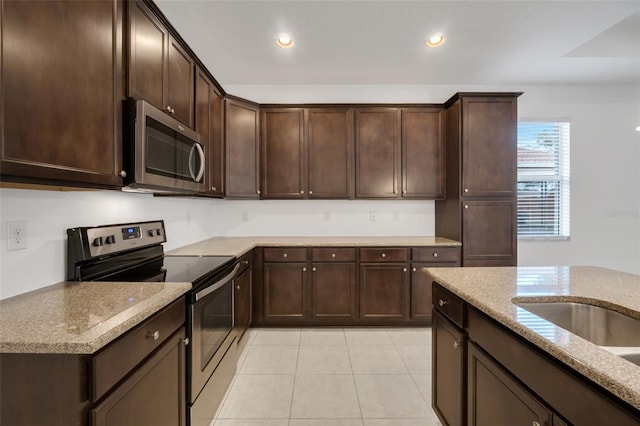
(516, 302), (640, 347)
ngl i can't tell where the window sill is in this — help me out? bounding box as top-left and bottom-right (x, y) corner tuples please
(518, 236), (570, 241)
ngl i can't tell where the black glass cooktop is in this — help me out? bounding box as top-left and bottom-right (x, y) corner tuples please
(95, 254), (235, 286)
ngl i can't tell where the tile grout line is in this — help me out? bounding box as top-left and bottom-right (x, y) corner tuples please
(345, 328), (366, 423)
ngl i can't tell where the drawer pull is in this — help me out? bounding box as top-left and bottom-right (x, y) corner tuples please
(147, 331), (160, 341)
(381, 253), (386, 258)
(438, 299), (448, 307)
(532, 422), (541, 426)
(412, 267), (417, 272)
(312, 267), (316, 272)
(403, 267), (407, 272)
(237, 285), (240, 290)
(433, 252), (438, 258)
(242, 260), (249, 265)
(331, 253), (336, 258)
(283, 253), (288, 258)
(453, 341), (460, 349)
(302, 267), (307, 272)
(182, 338), (190, 346)
(464, 204), (469, 209)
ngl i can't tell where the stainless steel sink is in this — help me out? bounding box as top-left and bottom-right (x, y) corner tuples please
(516, 302), (640, 347)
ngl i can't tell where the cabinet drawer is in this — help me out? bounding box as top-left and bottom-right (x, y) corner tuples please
(263, 247), (307, 262)
(360, 247), (408, 263)
(312, 247), (356, 262)
(432, 283), (464, 328)
(92, 298), (185, 401)
(412, 247), (460, 264)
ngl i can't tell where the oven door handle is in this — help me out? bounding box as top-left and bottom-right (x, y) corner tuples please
(195, 263), (240, 302)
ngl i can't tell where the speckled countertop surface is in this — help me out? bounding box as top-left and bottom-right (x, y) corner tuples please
(425, 266), (640, 411)
(167, 236), (461, 257)
(0, 281), (191, 354)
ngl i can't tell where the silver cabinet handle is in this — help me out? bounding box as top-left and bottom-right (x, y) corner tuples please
(312, 267), (316, 272)
(453, 341), (460, 349)
(303, 267), (307, 272)
(464, 188), (469, 193)
(242, 260), (250, 265)
(439, 299), (448, 307)
(181, 337), (190, 346)
(237, 285), (240, 290)
(309, 190), (313, 195)
(257, 190), (261, 195)
(283, 253), (288, 258)
(381, 253), (386, 258)
(212, 186), (217, 191)
(403, 267), (407, 272)
(433, 252), (438, 258)
(331, 253), (336, 258)
(464, 205), (469, 209)
(300, 190), (305, 194)
(403, 190), (407, 194)
(165, 105), (172, 113)
(412, 267), (417, 272)
(118, 170), (127, 177)
(532, 422), (541, 426)
(147, 331), (160, 341)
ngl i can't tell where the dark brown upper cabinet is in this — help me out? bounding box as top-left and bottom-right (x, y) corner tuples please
(195, 67), (224, 197)
(261, 108), (306, 199)
(401, 108), (445, 199)
(307, 108), (354, 199)
(1, 0), (124, 188)
(225, 97), (260, 199)
(128, 1), (194, 128)
(460, 97), (518, 198)
(355, 108), (401, 198)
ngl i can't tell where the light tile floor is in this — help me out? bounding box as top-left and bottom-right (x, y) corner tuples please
(212, 328), (442, 426)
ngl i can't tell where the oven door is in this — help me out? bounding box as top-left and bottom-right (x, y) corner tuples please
(189, 263), (239, 403)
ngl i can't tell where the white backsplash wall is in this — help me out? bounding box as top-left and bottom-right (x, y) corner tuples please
(209, 199), (435, 237)
(0, 188), (219, 299)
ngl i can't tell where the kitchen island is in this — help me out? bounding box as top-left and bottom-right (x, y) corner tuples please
(427, 266), (640, 425)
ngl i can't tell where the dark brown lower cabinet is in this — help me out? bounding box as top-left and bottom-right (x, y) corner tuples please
(467, 342), (551, 426)
(234, 255), (253, 346)
(311, 263), (357, 320)
(91, 329), (186, 426)
(359, 264), (409, 320)
(263, 262), (308, 321)
(432, 310), (466, 426)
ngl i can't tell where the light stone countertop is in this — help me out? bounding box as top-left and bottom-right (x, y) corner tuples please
(425, 266), (640, 411)
(0, 281), (191, 354)
(167, 236), (461, 258)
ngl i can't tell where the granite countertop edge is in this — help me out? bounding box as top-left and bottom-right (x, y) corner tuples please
(426, 266), (640, 411)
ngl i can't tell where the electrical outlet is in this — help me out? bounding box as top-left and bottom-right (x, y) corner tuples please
(241, 211), (249, 222)
(7, 220), (27, 251)
(323, 211), (330, 222)
(369, 211), (376, 222)
(393, 211), (399, 222)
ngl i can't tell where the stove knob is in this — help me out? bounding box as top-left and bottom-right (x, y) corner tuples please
(156, 229), (163, 236)
(105, 235), (116, 244)
(148, 229), (157, 237)
(93, 237), (104, 246)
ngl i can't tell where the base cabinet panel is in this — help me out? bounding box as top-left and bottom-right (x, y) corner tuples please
(467, 342), (551, 426)
(263, 263), (308, 320)
(359, 264), (408, 319)
(432, 310), (466, 426)
(311, 263), (357, 320)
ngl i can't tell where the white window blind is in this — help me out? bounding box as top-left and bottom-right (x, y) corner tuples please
(517, 121), (570, 238)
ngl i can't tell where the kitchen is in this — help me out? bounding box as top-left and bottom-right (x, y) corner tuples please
(1, 0), (639, 425)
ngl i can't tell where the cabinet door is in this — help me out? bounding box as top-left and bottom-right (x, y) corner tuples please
(410, 264), (433, 321)
(433, 310), (465, 426)
(234, 265), (252, 344)
(461, 97), (517, 197)
(355, 109), (400, 198)
(462, 200), (517, 266)
(225, 99), (260, 198)
(359, 264), (408, 319)
(195, 69), (224, 196)
(128, 0), (166, 110)
(308, 108), (354, 199)
(311, 263), (357, 320)
(261, 109), (306, 198)
(467, 342), (552, 426)
(91, 330), (186, 426)
(401, 108), (445, 199)
(263, 263), (308, 321)
(2, 0), (123, 187)
(167, 37), (194, 127)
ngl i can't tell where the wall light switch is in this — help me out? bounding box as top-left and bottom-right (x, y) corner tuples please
(392, 211), (399, 222)
(241, 211), (249, 222)
(369, 211), (376, 222)
(323, 211), (330, 222)
(7, 220), (27, 251)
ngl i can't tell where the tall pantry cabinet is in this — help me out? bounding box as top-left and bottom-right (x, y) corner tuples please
(435, 93), (522, 266)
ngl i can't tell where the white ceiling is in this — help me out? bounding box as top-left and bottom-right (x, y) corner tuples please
(155, 0), (640, 87)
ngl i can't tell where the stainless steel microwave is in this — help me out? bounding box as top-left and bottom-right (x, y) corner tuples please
(123, 99), (205, 193)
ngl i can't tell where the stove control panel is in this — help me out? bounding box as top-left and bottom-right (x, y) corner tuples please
(71, 220), (166, 258)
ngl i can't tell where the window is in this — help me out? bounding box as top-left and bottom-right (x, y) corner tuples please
(517, 121), (570, 239)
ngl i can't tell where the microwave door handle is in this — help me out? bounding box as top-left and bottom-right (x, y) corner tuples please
(194, 143), (205, 183)
(188, 144), (197, 182)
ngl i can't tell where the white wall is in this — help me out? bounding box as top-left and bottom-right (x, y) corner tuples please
(1, 83), (638, 299)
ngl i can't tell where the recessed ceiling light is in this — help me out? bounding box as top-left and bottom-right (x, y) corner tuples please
(276, 33), (294, 48)
(636, 125), (640, 132)
(426, 34), (445, 48)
